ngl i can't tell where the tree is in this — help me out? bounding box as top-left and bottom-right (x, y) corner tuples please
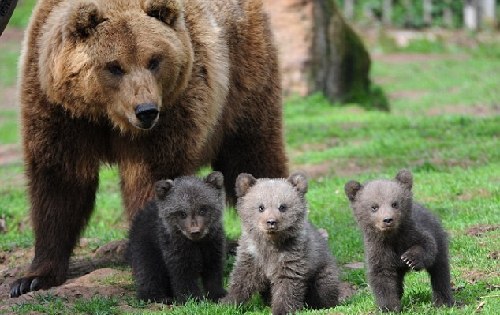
(0, 0), (18, 36)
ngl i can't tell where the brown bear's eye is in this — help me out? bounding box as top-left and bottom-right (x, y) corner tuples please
(371, 205), (379, 212)
(178, 211), (187, 219)
(106, 61), (125, 76)
(147, 57), (161, 72)
(278, 204), (287, 212)
(391, 202), (398, 209)
(199, 207), (207, 216)
(258, 205), (265, 212)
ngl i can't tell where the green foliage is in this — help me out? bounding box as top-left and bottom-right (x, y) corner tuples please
(8, 0), (37, 28)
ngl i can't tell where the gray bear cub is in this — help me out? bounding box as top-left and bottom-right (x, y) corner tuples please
(223, 172), (340, 315)
(127, 172), (226, 303)
(345, 169), (454, 312)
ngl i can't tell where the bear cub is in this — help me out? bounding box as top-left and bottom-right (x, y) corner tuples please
(223, 172), (340, 315)
(127, 172), (226, 303)
(345, 169), (454, 312)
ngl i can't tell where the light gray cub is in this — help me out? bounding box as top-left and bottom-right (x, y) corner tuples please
(345, 169), (454, 312)
(222, 172), (340, 315)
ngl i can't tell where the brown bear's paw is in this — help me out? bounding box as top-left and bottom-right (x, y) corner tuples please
(401, 248), (425, 271)
(10, 276), (41, 298)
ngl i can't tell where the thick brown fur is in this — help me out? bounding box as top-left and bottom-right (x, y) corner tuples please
(127, 172), (226, 303)
(11, 0), (287, 297)
(345, 169), (454, 312)
(222, 172), (340, 315)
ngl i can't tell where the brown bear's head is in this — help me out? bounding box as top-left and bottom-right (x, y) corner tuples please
(39, 0), (193, 133)
(235, 172), (309, 242)
(154, 171), (225, 241)
(345, 169), (413, 235)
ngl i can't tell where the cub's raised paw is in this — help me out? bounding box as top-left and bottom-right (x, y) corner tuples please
(401, 250), (424, 271)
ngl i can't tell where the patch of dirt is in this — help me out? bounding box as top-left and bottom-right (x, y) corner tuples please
(466, 224), (499, 237)
(0, 144), (22, 165)
(339, 281), (357, 302)
(0, 85), (18, 109)
(372, 52), (468, 64)
(343, 262), (364, 270)
(488, 251), (499, 260)
(0, 28), (24, 47)
(426, 104), (500, 117)
(457, 189), (492, 201)
(389, 90), (428, 101)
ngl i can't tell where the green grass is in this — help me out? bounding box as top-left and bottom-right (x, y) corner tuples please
(8, 0), (37, 28)
(1, 17), (499, 315)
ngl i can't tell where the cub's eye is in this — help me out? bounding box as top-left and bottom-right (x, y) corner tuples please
(278, 204), (287, 212)
(105, 61), (125, 76)
(178, 211), (187, 219)
(371, 205), (379, 212)
(391, 202), (398, 208)
(258, 205), (265, 212)
(199, 207), (207, 215)
(147, 56), (161, 71)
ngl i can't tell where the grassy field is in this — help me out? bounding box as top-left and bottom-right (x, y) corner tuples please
(0, 14), (499, 315)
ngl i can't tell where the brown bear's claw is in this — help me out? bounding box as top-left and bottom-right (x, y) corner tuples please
(10, 277), (41, 298)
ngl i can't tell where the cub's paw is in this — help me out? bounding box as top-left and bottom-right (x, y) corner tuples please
(401, 250), (424, 271)
(207, 289), (227, 302)
(10, 276), (43, 298)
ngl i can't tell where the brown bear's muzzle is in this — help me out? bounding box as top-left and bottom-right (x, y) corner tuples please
(134, 103), (159, 129)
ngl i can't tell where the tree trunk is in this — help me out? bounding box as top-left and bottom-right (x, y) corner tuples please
(423, 0), (433, 26)
(443, 0), (454, 28)
(0, 0), (18, 36)
(344, 0), (355, 20)
(382, 0), (392, 25)
(310, 0), (371, 103)
(480, 0), (496, 27)
(464, 0), (480, 30)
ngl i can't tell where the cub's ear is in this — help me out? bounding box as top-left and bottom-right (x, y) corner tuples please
(287, 172), (308, 194)
(155, 179), (174, 200)
(344, 180), (362, 202)
(395, 169), (413, 190)
(144, 0), (181, 27)
(65, 1), (105, 39)
(205, 171), (224, 190)
(235, 173), (256, 198)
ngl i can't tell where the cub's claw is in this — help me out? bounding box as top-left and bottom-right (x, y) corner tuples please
(401, 251), (424, 271)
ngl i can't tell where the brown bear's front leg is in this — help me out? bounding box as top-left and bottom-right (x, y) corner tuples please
(271, 277), (306, 315)
(368, 268), (403, 312)
(10, 165), (99, 297)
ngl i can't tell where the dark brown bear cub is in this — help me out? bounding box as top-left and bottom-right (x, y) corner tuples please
(345, 169), (454, 312)
(127, 172), (226, 303)
(222, 172), (340, 315)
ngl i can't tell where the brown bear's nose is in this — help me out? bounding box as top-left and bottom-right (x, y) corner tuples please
(267, 219), (277, 229)
(383, 217), (393, 225)
(135, 103), (159, 128)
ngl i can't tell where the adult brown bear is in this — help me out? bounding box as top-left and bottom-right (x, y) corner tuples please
(10, 0), (287, 297)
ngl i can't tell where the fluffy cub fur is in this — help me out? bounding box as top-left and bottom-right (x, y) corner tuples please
(345, 169), (454, 312)
(223, 172), (340, 315)
(127, 172), (226, 303)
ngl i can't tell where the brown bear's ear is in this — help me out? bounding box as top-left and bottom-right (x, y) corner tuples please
(345, 180), (362, 202)
(205, 171), (224, 190)
(144, 0), (181, 27)
(235, 173), (257, 198)
(395, 169), (413, 190)
(155, 179), (174, 200)
(287, 172), (308, 194)
(65, 1), (106, 39)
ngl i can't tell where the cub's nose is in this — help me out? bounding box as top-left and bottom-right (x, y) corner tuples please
(135, 103), (159, 129)
(267, 219), (277, 229)
(383, 217), (393, 225)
